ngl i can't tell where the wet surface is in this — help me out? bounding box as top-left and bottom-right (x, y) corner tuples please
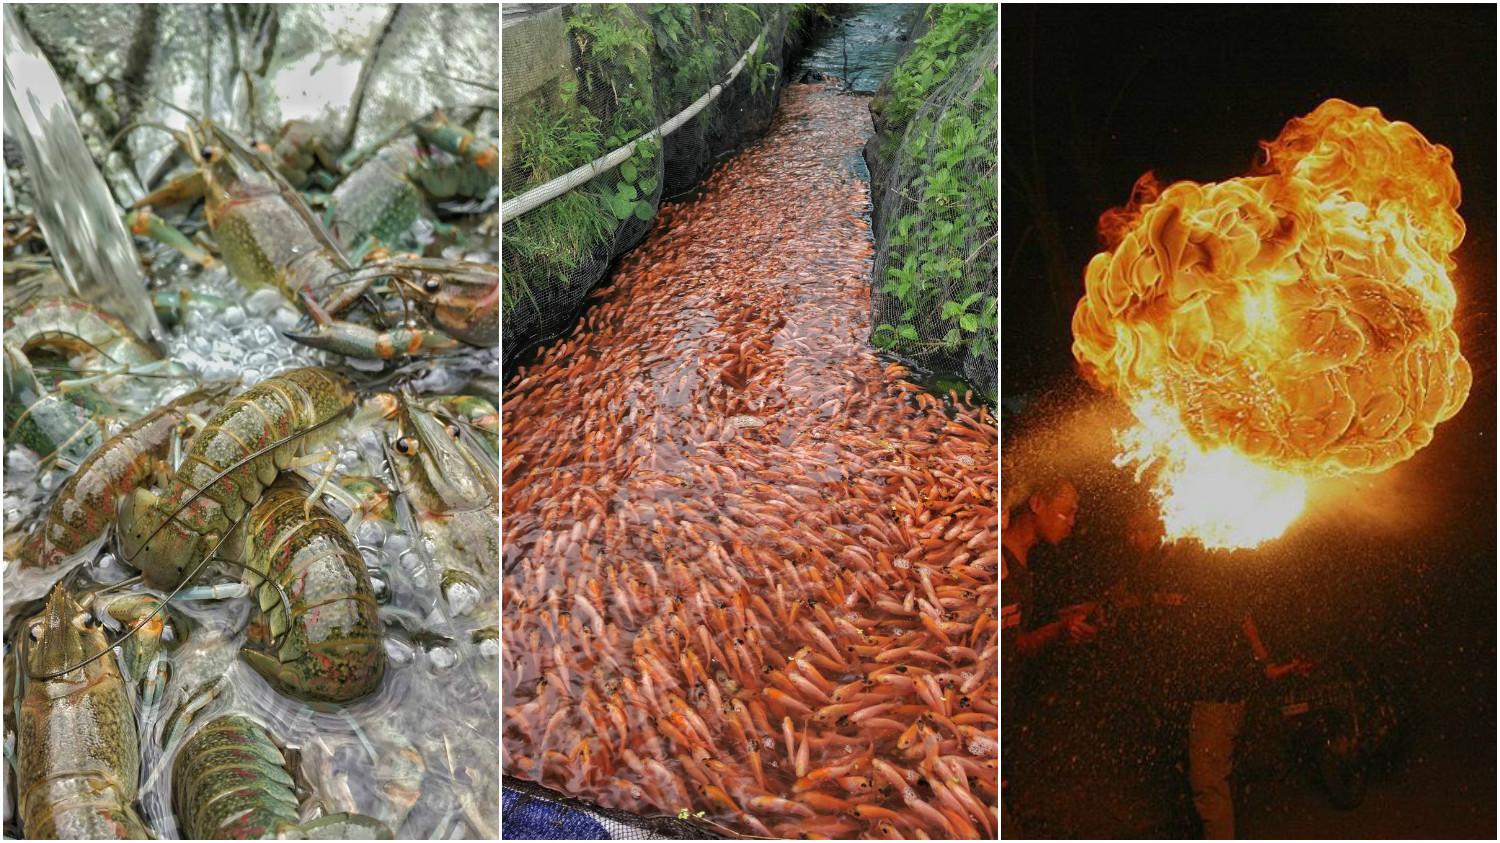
(3, 7), (500, 838)
(501, 83), (999, 839)
(794, 4), (920, 93)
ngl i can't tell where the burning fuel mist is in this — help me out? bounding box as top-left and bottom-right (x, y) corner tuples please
(1071, 99), (1471, 549)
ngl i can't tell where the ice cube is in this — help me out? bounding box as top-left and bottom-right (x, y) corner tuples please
(269, 308), (300, 332)
(245, 289), (285, 316)
(356, 520), (387, 548)
(443, 579), (480, 616)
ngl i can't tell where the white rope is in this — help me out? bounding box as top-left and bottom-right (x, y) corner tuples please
(501, 27), (769, 224)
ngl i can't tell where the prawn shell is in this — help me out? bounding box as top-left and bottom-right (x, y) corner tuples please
(327, 142), (423, 248)
(123, 367), (355, 590)
(20, 384), (232, 570)
(172, 716), (302, 840)
(18, 587), (149, 840)
(239, 481), (385, 703)
(4, 295), (161, 368)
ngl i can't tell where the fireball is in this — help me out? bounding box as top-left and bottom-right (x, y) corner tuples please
(1074, 99), (1470, 547)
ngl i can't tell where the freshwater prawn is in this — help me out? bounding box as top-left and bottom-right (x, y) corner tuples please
(117, 366), (359, 591)
(16, 584), (150, 839)
(15, 381), (235, 571)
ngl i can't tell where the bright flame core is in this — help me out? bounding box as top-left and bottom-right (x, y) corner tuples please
(1075, 99), (1470, 547)
(1117, 397), (1307, 549)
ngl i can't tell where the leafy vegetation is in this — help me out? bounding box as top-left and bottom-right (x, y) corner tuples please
(870, 5), (998, 400)
(651, 3), (718, 111)
(883, 4), (993, 128)
(502, 83), (618, 317)
(568, 4), (659, 220)
(745, 34), (780, 97)
(503, 4), (800, 326)
(567, 3), (654, 134)
(785, 3), (832, 40)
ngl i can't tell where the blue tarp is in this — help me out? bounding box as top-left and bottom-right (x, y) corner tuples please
(502, 786), (612, 840)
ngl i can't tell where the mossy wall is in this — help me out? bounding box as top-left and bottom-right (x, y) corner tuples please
(501, 3), (826, 375)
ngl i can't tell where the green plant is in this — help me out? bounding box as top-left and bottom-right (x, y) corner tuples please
(882, 4), (995, 128)
(568, 3), (659, 227)
(746, 36), (780, 97)
(651, 4), (720, 109)
(506, 85), (603, 192)
(603, 135), (658, 220)
(785, 4), (832, 39)
(502, 86), (617, 317)
(568, 4), (655, 140)
(721, 4), (764, 47)
(870, 10), (998, 374)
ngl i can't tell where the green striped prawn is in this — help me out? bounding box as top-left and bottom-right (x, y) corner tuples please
(17, 585), (150, 840)
(229, 476), (385, 703)
(173, 715), (392, 839)
(17, 382), (235, 571)
(117, 366), (357, 591)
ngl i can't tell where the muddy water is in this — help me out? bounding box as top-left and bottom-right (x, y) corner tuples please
(501, 84), (999, 839)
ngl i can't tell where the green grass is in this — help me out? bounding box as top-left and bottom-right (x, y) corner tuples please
(503, 91), (617, 317)
(870, 5), (998, 376)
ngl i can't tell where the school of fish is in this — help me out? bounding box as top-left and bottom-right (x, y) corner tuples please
(501, 84), (999, 840)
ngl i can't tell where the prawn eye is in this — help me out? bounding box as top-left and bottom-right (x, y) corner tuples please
(446, 423), (462, 439)
(394, 436), (419, 455)
(28, 622), (43, 642)
(5, 222), (18, 234)
(422, 276), (442, 294)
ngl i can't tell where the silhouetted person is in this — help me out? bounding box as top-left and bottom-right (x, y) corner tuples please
(1001, 473), (1096, 837)
(1119, 506), (1310, 839)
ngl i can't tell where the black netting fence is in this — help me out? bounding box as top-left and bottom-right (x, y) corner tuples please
(864, 3), (998, 401)
(502, 3), (805, 379)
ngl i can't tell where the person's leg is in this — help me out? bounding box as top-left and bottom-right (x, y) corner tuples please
(1189, 700), (1246, 839)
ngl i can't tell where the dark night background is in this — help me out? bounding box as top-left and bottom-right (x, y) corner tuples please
(1002, 5), (1496, 838)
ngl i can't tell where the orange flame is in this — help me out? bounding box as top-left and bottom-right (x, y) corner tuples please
(1074, 99), (1470, 547)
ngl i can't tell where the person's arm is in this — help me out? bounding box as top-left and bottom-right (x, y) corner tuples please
(1243, 612), (1309, 680)
(1017, 621), (1065, 657)
(1242, 612), (1270, 662)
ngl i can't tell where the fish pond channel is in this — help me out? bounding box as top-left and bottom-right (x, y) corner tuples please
(501, 81), (999, 839)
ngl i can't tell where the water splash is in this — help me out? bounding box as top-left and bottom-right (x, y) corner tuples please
(3, 6), (160, 341)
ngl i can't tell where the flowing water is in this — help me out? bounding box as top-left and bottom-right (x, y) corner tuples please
(502, 83), (999, 839)
(2, 5), (159, 342)
(795, 4), (922, 93)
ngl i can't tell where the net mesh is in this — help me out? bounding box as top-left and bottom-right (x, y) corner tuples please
(865, 4), (998, 400)
(501, 3), (794, 377)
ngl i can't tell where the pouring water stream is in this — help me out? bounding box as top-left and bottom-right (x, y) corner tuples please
(3, 5), (160, 341)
